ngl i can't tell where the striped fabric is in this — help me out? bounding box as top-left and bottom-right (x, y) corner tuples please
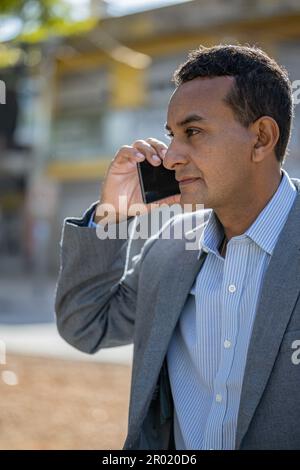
(167, 169), (297, 450)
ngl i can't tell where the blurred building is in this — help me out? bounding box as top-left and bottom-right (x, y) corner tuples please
(0, 63), (34, 274)
(1, 0), (300, 274)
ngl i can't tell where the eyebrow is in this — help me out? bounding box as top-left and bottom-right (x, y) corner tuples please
(165, 113), (206, 131)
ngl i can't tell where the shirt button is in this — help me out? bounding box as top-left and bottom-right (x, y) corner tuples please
(228, 284), (236, 293)
(224, 339), (231, 348)
(216, 393), (222, 403)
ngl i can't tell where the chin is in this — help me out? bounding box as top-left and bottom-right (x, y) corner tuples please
(180, 194), (206, 211)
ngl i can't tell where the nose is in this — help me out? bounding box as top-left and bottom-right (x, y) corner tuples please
(163, 143), (187, 170)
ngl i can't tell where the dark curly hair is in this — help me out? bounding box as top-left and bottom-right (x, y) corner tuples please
(173, 44), (293, 163)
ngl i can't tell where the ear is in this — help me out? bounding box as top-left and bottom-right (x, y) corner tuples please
(250, 116), (280, 163)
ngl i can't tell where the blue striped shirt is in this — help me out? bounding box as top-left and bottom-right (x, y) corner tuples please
(166, 169), (297, 450)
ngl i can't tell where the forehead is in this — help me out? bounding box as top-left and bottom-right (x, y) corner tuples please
(167, 75), (235, 122)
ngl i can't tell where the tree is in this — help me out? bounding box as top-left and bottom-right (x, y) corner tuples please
(0, 0), (96, 43)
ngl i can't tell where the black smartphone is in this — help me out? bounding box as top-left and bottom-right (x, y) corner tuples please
(137, 159), (180, 204)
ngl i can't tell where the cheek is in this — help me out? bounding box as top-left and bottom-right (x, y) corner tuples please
(223, 126), (253, 159)
(190, 129), (251, 178)
(215, 131), (252, 172)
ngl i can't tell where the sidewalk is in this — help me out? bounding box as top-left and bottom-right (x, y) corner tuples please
(1, 323), (133, 365)
(0, 324), (133, 366)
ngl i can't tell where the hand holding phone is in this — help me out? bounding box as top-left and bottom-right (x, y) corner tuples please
(94, 138), (180, 224)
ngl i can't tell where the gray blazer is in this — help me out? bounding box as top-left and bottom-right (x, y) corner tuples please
(55, 179), (300, 450)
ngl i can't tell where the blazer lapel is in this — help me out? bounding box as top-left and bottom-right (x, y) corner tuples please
(236, 192), (300, 448)
(131, 243), (208, 432)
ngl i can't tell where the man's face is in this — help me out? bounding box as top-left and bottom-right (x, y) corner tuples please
(164, 76), (256, 211)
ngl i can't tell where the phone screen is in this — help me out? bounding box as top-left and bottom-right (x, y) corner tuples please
(137, 159), (180, 204)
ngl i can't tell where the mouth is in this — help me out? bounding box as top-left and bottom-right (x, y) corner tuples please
(177, 177), (202, 186)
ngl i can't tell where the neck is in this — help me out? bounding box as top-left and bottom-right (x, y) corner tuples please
(215, 169), (282, 241)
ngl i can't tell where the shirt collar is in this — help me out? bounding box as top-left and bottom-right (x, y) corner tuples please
(198, 169), (297, 258)
(199, 211), (224, 257)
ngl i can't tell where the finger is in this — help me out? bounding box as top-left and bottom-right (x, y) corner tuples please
(132, 139), (162, 166)
(145, 137), (168, 160)
(114, 145), (146, 167)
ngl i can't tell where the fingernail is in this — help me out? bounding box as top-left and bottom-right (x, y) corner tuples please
(152, 155), (161, 162)
(136, 152), (144, 158)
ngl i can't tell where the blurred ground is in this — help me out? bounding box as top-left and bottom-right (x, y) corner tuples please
(0, 262), (133, 449)
(0, 353), (132, 450)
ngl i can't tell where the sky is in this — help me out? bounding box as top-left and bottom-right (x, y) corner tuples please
(105, 0), (191, 16)
(66, 0), (191, 18)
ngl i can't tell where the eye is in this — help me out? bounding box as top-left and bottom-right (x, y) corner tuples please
(185, 128), (201, 137)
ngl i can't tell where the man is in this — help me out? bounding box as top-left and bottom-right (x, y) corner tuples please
(55, 45), (300, 449)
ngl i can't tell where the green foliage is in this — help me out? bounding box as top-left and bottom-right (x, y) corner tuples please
(0, 0), (69, 20)
(0, 0), (97, 43)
